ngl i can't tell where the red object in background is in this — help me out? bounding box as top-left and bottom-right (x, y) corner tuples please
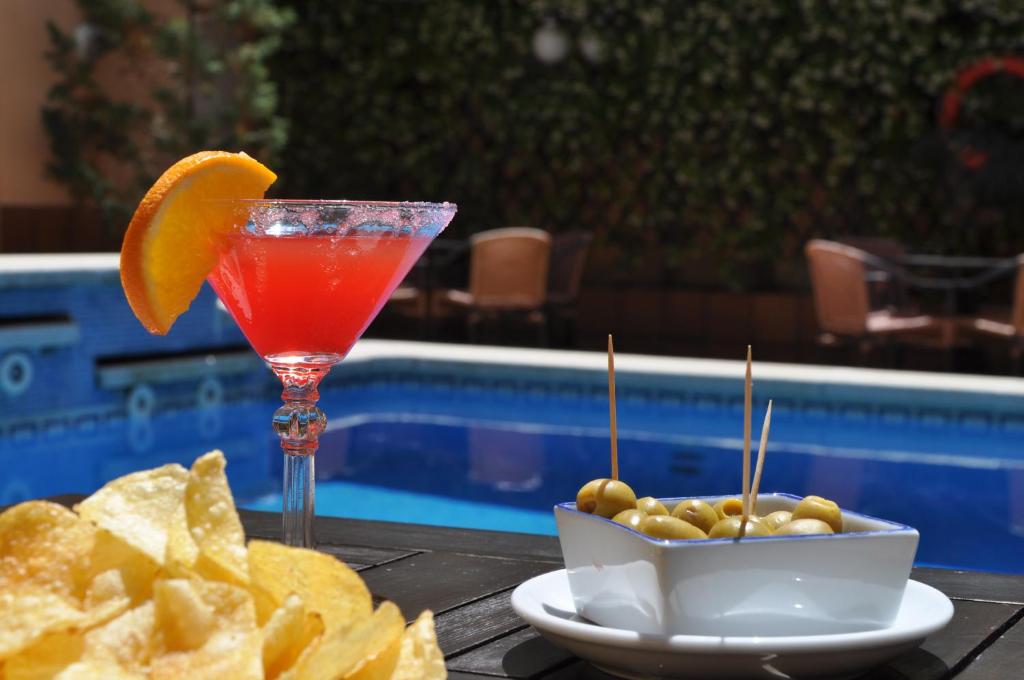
(958, 146), (989, 170)
(938, 55), (1024, 173)
(939, 56), (1024, 130)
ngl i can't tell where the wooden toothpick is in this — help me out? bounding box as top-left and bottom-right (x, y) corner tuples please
(608, 334), (619, 481)
(750, 400), (773, 512)
(742, 346), (752, 522)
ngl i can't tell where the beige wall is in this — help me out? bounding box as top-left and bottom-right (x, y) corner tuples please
(0, 1), (82, 206)
(0, 1), (178, 208)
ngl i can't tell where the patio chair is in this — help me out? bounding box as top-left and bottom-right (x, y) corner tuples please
(440, 227), (551, 345)
(835, 236), (910, 311)
(546, 230), (593, 347)
(386, 240), (469, 337)
(388, 284), (427, 315)
(804, 240), (953, 362)
(958, 255), (1024, 371)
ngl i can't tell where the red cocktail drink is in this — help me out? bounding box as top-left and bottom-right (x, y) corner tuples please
(209, 232), (432, 361)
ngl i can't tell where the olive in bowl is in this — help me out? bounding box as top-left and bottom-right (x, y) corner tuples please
(575, 478), (637, 519)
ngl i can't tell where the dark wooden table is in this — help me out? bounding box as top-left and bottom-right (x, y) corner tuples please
(235, 510), (1024, 680)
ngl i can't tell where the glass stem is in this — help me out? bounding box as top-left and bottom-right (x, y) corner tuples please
(283, 452), (314, 547)
(271, 362), (331, 548)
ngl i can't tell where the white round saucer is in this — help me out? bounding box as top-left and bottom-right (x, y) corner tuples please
(511, 570), (953, 680)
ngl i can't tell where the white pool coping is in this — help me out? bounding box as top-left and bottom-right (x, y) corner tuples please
(346, 339), (1024, 398)
(0, 253), (119, 272)
(2, 255), (1021, 399)
(0, 253), (120, 288)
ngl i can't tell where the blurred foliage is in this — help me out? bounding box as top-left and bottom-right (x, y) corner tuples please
(44, 1), (1024, 288)
(43, 0), (294, 230)
(271, 0), (1024, 288)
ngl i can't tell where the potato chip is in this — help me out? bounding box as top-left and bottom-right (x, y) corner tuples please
(261, 594), (323, 679)
(7, 601), (156, 679)
(186, 451), (249, 586)
(1, 589), (130, 662)
(75, 464), (189, 565)
(81, 602), (154, 672)
(391, 610), (446, 680)
(0, 502), (127, 658)
(2, 451), (450, 679)
(248, 540), (372, 633)
(83, 569), (127, 610)
(153, 580), (216, 652)
(150, 578), (261, 680)
(0, 588), (82, 659)
(2, 630), (83, 679)
(165, 497), (200, 577)
(283, 601), (404, 680)
(86, 530), (159, 605)
(8, 637), (146, 680)
(55, 661), (146, 680)
(0, 502), (93, 600)
(261, 594), (305, 677)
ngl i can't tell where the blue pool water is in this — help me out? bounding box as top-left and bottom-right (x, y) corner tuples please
(3, 367), (1023, 574)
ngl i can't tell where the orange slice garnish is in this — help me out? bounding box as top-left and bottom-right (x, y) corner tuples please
(120, 151), (277, 334)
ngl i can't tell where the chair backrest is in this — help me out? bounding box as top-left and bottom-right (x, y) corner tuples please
(835, 236), (906, 262)
(468, 227), (551, 309)
(547, 230), (593, 305)
(1012, 256), (1024, 335)
(804, 240), (871, 336)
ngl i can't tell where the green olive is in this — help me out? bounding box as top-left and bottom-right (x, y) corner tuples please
(670, 499), (718, 533)
(774, 518), (835, 536)
(707, 516), (772, 539)
(641, 515), (707, 540)
(636, 496), (669, 516)
(762, 510), (793, 533)
(792, 495), (842, 533)
(712, 497), (745, 520)
(612, 508), (648, 530)
(576, 478), (638, 519)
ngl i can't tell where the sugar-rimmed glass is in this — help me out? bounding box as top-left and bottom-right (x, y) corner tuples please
(207, 199), (456, 546)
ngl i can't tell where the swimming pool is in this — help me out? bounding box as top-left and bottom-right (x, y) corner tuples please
(3, 339), (1022, 574)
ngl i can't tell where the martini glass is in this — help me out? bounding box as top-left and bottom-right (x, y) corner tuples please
(207, 199), (456, 547)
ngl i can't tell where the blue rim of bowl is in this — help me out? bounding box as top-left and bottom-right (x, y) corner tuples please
(554, 492), (917, 545)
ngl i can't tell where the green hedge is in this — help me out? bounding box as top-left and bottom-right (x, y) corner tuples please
(44, 1), (1024, 289)
(271, 0), (1024, 288)
(43, 0), (294, 229)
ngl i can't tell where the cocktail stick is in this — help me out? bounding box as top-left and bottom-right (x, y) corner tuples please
(750, 400), (773, 512)
(608, 334), (619, 481)
(741, 346), (752, 523)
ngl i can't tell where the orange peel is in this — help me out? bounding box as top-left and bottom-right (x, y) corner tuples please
(120, 151), (276, 334)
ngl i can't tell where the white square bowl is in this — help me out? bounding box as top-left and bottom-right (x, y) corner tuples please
(555, 493), (919, 637)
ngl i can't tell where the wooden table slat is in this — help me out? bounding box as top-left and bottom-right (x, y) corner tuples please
(861, 601), (1021, 679)
(954, 610), (1024, 679)
(239, 509), (563, 562)
(913, 567), (1024, 606)
(916, 601), (1022, 671)
(539, 663), (619, 679)
(314, 543), (419, 570)
(435, 589), (528, 658)
(447, 627), (575, 678)
(358, 551), (554, 623)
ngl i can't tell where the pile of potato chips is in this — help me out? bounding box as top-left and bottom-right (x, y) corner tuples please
(0, 451), (445, 679)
